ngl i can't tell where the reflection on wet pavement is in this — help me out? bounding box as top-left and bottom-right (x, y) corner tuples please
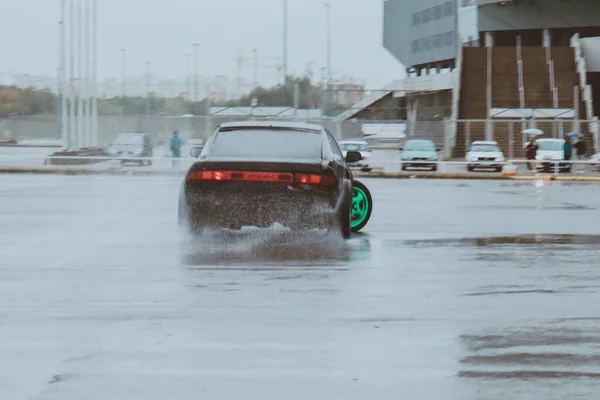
(182, 230), (352, 266)
(3, 176), (600, 399)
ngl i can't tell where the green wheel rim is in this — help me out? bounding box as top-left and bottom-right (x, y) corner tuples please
(351, 186), (369, 229)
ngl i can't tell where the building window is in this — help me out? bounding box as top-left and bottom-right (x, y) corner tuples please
(412, 40), (420, 53)
(421, 8), (430, 23)
(422, 37), (430, 50)
(412, 12), (420, 25)
(433, 5), (442, 20)
(433, 34), (442, 48)
(444, 1), (454, 17)
(443, 31), (455, 46)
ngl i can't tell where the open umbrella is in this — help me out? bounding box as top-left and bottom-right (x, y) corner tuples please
(566, 132), (584, 138)
(522, 128), (544, 136)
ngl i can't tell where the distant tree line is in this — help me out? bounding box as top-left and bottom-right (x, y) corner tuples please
(0, 75), (346, 118)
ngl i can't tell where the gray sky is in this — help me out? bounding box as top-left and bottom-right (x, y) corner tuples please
(1, 0), (402, 88)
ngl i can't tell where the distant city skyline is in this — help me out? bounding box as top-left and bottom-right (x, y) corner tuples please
(4, 71), (367, 101)
(1, 0), (402, 91)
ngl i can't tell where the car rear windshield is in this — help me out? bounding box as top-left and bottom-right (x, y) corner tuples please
(470, 145), (501, 152)
(340, 143), (368, 152)
(210, 129), (322, 159)
(404, 141), (435, 151)
(537, 141), (563, 151)
(114, 134), (144, 145)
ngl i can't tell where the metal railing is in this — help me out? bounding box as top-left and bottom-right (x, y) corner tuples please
(1, 154), (599, 179)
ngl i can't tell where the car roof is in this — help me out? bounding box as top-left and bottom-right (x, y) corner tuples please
(536, 138), (564, 142)
(471, 141), (498, 145)
(340, 139), (368, 145)
(218, 120), (324, 132)
(117, 132), (146, 136)
(405, 139), (434, 143)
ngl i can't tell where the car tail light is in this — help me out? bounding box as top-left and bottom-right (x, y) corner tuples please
(294, 173), (336, 185)
(188, 170), (294, 182)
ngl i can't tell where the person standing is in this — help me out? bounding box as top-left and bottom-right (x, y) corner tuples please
(573, 136), (587, 172)
(563, 139), (573, 161)
(169, 130), (184, 167)
(574, 137), (587, 160)
(525, 137), (538, 171)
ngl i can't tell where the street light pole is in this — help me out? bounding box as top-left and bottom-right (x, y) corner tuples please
(84, 0), (91, 148)
(324, 2), (332, 116)
(282, 0), (288, 85)
(252, 49), (258, 88)
(121, 48), (126, 97)
(60, 0), (68, 149)
(91, 0), (98, 147)
(145, 61), (151, 117)
(192, 43), (200, 102)
(69, 0), (75, 150)
(76, 0), (84, 149)
(184, 54), (193, 100)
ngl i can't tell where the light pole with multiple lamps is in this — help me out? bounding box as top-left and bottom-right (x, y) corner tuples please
(324, 2), (332, 116)
(59, 0), (98, 150)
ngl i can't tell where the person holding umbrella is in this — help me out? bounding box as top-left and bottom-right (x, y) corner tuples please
(574, 136), (587, 160)
(525, 136), (538, 171)
(564, 137), (573, 161)
(523, 128), (543, 171)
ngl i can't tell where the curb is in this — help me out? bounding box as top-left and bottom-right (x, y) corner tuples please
(0, 144), (62, 148)
(0, 167), (182, 176)
(355, 171), (600, 182)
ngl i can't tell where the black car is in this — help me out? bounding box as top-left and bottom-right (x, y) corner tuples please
(178, 121), (367, 238)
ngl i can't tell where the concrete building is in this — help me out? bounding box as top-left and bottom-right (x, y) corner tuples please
(343, 0), (600, 157)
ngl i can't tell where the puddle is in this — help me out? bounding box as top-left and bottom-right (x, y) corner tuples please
(406, 234), (600, 247)
(464, 289), (557, 296)
(459, 370), (600, 379)
(461, 353), (600, 366)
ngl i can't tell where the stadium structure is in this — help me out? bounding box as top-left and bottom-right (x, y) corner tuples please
(343, 0), (600, 157)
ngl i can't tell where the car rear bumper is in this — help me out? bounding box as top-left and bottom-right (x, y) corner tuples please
(536, 161), (571, 171)
(468, 162), (503, 168)
(402, 161), (437, 168)
(183, 179), (352, 229)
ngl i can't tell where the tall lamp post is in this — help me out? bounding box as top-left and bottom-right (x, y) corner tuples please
(192, 43), (201, 102)
(145, 61), (152, 117)
(324, 2), (332, 116)
(121, 48), (126, 97)
(282, 0), (288, 86)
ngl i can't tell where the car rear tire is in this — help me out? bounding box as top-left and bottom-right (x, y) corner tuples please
(350, 180), (373, 233)
(339, 192), (351, 239)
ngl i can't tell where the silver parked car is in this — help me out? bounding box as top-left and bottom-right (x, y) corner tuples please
(465, 140), (505, 172)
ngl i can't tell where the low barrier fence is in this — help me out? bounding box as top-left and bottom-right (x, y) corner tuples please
(1, 152), (598, 177)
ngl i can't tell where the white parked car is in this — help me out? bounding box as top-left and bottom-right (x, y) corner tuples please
(465, 140), (505, 172)
(339, 139), (372, 172)
(532, 138), (571, 173)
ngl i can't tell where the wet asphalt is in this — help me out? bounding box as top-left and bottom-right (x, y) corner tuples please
(2, 174), (600, 399)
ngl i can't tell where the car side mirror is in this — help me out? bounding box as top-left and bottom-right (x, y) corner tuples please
(345, 150), (362, 163)
(190, 146), (204, 158)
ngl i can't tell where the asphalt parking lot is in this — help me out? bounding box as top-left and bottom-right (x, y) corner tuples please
(2, 175), (600, 399)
